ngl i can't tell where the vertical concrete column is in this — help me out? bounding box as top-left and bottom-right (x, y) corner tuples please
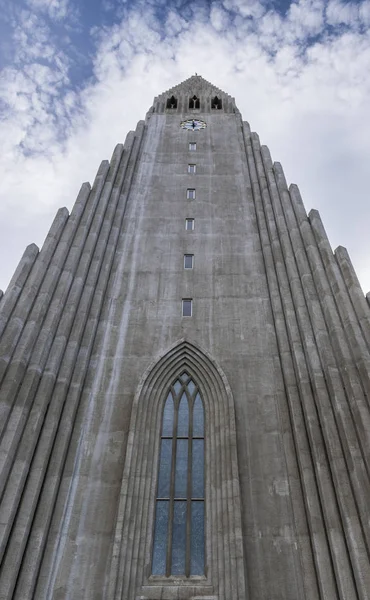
(0, 243), (40, 340)
(278, 173), (370, 465)
(262, 147), (370, 597)
(0, 170), (109, 575)
(0, 152), (119, 573)
(0, 145), (126, 598)
(30, 127), (145, 600)
(300, 205), (370, 456)
(0, 205), (71, 382)
(335, 245), (370, 351)
(254, 139), (361, 598)
(242, 125), (332, 599)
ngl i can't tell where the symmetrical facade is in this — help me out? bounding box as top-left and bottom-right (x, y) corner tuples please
(0, 75), (370, 600)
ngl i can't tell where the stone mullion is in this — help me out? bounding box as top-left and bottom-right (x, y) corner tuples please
(188, 360), (218, 595)
(307, 209), (370, 406)
(335, 246), (370, 351)
(288, 191), (370, 470)
(185, 390), (193, 578)
(258, 144), (368, 598)
(166, 394), (179, 577)
(273, 166), (370, 553)
(0, 243), (40, 341)
(0, 146), (126, 598)
(243, 125), (341, 598)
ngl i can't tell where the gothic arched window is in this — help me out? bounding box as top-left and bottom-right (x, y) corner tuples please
(166, 95), (178, 109)
(152, 372), (205, 577)
(189, 95), (200, 109)
(211, 96), (222, 109)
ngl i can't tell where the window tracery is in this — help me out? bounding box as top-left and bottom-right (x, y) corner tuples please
(211, 96), (222, 109)
(166, 95), (178, 109)
(189, 95), (200, 109)
(152, 373), (205, 577)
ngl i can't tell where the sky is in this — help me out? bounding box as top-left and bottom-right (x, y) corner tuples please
(0, 0), (370, 295)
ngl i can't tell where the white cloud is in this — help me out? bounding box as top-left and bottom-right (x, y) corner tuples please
(25, 0), (77, 21)
(1, 0), (370, 295)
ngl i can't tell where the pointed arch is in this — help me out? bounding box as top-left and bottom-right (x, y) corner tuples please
(109, 340), (246, 600)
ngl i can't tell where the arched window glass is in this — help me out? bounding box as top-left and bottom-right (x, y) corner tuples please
(152, 373), (205, 577)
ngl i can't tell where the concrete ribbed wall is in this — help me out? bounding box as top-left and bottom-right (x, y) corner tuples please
(0, 75), (369, 600)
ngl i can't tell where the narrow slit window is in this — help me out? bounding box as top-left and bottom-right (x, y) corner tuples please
(189, 143), (196, 151)
(188, 164), (196, 174)
(185, 218), (194, 231)
(184, 255), (193, 269)
(187, 189), (196, 200)
(152, 376), (205, 577)
(182, 299), (192, 317)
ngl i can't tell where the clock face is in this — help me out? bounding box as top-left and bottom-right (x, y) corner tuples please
(180, 119), (207, 131)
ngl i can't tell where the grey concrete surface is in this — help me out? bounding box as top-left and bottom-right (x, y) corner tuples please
(1, 76), (370, 600)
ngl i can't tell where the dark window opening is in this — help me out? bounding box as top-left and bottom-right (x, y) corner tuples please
(189, 95), (200, 109)
(211, 96), (222, 109)
(166, 95), (178, 109)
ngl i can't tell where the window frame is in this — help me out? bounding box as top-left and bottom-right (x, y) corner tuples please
(187, 189), (196, 200)
(151, 374), (205, 578)
(185, 218), (195, 231)
(184, 254), (194, 269)
(188, 164), (196, 174)
(182, 299), (192, 317)
(189, 142), (196, 151)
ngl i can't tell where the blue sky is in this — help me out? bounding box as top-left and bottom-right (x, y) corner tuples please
(0, 0), (370, 292)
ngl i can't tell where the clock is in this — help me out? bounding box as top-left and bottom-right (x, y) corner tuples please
(180, 119), (207, 131)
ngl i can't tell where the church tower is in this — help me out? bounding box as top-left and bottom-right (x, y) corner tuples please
(1, 75), (370, 600)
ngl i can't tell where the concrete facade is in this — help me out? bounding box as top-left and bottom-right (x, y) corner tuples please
(1, 75), (370, 599)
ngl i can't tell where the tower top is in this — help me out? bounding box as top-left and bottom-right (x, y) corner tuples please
(152, 74), (238, 114)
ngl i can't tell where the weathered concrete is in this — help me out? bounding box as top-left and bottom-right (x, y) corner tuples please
(1, 75), (370, 600)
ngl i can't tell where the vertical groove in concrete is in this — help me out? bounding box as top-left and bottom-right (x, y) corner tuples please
(29, 127), (144, 600)
(254, 135), (362, 598)
(335, 245), (370, 352)
(242, 125), (329, 599)
(262, 146), (370, 598)
(0, 166), (110, 571)
(0, 204), (72, 383)
(0, 184), (91, 442)
(278, 173), (370, 582)
(267, 151), (370, 597)
(298, 204), (370, 462)
(0, 243), (40, 341)
(0, 147), (126, 598)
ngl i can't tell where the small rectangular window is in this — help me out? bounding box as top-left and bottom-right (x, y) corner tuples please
(182, 299), (192, 317)
(187, 189), (196, 200)
(185, 218), (194, 230)
(188, 164), (196, 174)
(189, 143), (196, 151)
(184, 254), (193, 269)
